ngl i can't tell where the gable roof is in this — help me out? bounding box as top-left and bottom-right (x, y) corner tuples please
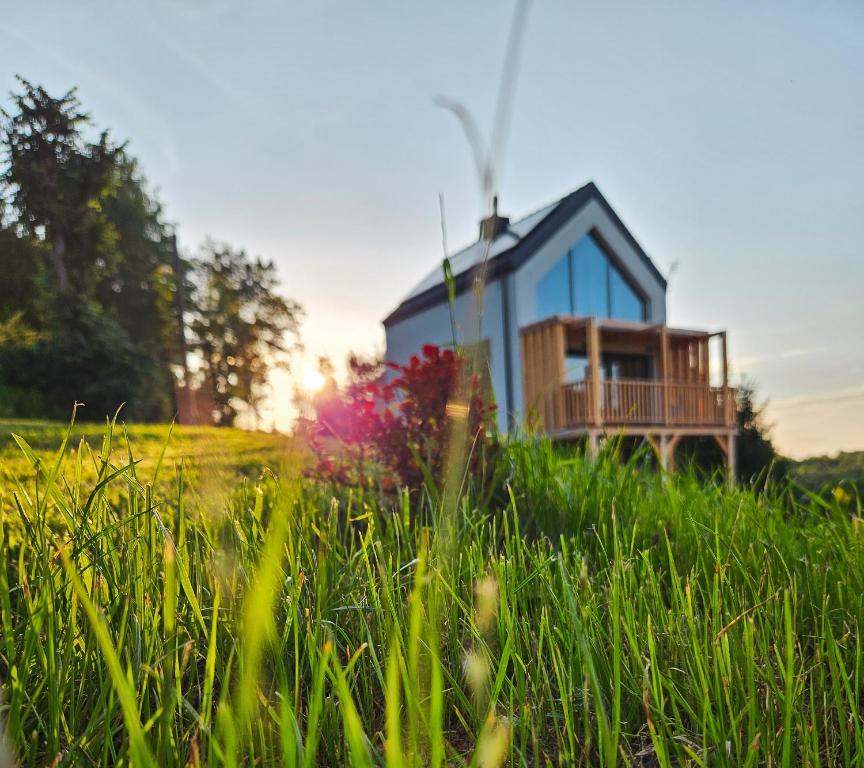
(383, 181), (667, 327)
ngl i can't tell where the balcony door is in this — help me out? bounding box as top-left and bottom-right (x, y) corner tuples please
(602, 352), (652, 380)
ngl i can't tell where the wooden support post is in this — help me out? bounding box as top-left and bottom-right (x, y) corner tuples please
(659, 435), (680, 473)
(714, 432), (736, 487)
(587, 431), (600, 458)
(666, 434), (683, 472)
(587, 319), (602, 426)
(659, 326), (670, 426)
(645, 433), (683, 478)
(659, 434), (670, 471)
(727, 431), (736, 487)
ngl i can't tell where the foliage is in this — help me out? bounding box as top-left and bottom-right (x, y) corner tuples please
(0, 225), (51, 333)
(0, 79), (179, 420)
(1, 77), (122, 295)
(189, 242), (302, 426)
(734, 377), (788, 480)
(793, 450), (864, 501)
(0, 79), (302, 424)
(1, 421), (862, 766)
(308, 344), (497, 489)
(95, 152), (186, 397)
(0, 311), (44, 348)
(0, 304), (172, 421)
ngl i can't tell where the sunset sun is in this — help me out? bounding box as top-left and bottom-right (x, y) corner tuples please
(300, 364), (326, 394)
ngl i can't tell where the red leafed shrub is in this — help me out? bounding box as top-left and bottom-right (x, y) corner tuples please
(305, 344), (497, 490)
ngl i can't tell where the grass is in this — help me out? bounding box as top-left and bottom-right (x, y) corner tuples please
(1, 419), (863, 766)
(0, 416), (292, 539)
(0, 417), (291, 477)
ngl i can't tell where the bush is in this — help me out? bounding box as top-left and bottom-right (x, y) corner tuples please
(307, 344), (497, 490)
(0, 304), (173, 421)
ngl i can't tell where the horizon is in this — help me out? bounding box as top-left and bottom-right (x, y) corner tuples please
(2, 0), (862, 459)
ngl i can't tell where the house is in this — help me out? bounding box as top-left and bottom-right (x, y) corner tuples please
(383, 181), (737, 479)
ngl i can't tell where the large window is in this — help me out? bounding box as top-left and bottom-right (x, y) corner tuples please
(571, 236), (608, 317)
(535, 250), (571, 317)
(609, 265), (644, 321)
(536, 234), (646, 322)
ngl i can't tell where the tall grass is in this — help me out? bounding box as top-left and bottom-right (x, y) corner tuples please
(1, 420), (862, 766)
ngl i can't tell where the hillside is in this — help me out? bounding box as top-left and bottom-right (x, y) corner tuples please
(793, 450), (864, 494)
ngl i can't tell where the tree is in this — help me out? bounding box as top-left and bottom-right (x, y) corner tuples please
(189, 243), (301, 426)
(95, 152), (185, 418)
(734, 378), (788, 483)
(0, 78), (184, 421)
(0, 224), (50, 334)
(1, 77), (122, 296)
(0, 79), (300, 424)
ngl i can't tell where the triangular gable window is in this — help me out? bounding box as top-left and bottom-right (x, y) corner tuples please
(536, 233), (646, 321)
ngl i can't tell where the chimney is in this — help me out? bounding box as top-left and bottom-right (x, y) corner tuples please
(478, 195), (510, 241)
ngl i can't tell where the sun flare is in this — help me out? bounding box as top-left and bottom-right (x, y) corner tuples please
(301, 364), (326, 394)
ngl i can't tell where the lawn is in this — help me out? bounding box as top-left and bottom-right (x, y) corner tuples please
(0, 419), (862, 766)
(0, 417), (293, 479)
(0, 417), (294, 538)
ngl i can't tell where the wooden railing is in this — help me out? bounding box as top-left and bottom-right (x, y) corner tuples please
(561, 378), (736, 429)
(563, 380), (590, 425)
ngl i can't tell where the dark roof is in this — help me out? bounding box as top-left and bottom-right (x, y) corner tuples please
(383, 181), (667, 327)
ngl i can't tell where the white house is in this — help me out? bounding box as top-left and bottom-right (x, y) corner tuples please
(383, 181), (737, 478)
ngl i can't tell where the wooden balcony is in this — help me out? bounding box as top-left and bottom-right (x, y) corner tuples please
(562, 378), (736, 430)
(521, 315), (738, 438)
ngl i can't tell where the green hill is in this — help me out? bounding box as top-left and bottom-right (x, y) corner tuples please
(792, 450), (864, 495)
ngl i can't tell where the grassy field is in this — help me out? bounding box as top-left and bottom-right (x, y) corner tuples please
(1, 419), (862, 766)
(0, 417), (293, 538)
(0, 417), (293, 480)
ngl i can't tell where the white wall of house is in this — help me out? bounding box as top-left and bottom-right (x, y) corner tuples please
(384, 197), (668, 432)
(384, 278), (511, 432)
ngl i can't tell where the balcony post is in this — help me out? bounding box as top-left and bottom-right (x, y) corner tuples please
(727, 431), (737, 487)
(659, 434), (669, 470)
(660, 326), (670, 425)
(721, 331), (735, 426)
(586, 319), (602, 426)
(552, 321), (566, 430)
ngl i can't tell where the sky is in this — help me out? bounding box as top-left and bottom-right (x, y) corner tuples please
(2, 0), (862, 458)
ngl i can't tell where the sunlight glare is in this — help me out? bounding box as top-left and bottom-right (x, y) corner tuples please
(301, 364), (326, 393)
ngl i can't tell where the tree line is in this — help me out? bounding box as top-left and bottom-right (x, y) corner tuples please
(0, 78), (301, 426)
